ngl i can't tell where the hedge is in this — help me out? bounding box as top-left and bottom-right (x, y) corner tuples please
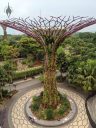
(13, 66), (43, 80)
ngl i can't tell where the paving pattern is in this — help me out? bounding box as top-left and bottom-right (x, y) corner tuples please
(11, 88), (89, 128)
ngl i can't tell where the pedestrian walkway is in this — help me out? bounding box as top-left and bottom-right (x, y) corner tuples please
(9, 86), (89, 128)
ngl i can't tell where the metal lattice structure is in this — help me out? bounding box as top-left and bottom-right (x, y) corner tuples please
(0, 16), (96, 47)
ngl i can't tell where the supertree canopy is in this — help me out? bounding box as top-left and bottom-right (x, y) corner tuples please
(0, 16), (96, 44)
(0, 16), (96, 42)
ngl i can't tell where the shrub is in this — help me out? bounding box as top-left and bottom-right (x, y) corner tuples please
(2, 89), (9, 97)
(33, 96), (41, 103)
(39, 110), (45, 119)
(58, 104), (68, 116)
(57, 94), (70, 116)
(31, 103), (40, 111)
(58, 93), (67, 101)
(61, 96), (70, 107)
(22, 59), (27, 65)
(38, 75), (44, 83)
(67, 59), (96, 92)
(44, 109), (54, 120)
(13, 66), (43, 80)
(28, 61), (34, 67)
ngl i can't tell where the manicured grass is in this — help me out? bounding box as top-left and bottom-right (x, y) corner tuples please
(14, 66), (43, 80)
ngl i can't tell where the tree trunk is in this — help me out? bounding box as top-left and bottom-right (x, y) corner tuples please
(42, 53), (60, 108)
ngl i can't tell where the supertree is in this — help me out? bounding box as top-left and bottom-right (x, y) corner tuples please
(0, 16), (96, 108)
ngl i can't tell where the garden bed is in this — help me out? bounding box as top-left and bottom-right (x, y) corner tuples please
(25, 91), (77, 127)
(31, 92), (71, 120)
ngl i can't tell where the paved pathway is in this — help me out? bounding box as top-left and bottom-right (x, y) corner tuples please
(9, 85), (89, 128)
(0, 79), (41, 128)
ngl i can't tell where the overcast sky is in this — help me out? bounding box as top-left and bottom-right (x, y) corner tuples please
(0, 0), (96, 35)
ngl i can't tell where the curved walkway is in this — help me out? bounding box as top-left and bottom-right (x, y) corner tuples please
(8, 82), (89, 128)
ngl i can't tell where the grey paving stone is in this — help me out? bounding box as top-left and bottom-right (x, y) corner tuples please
(10, 87), (90, 128)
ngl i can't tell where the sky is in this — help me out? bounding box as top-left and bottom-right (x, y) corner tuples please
(0, 0), (96, 35)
